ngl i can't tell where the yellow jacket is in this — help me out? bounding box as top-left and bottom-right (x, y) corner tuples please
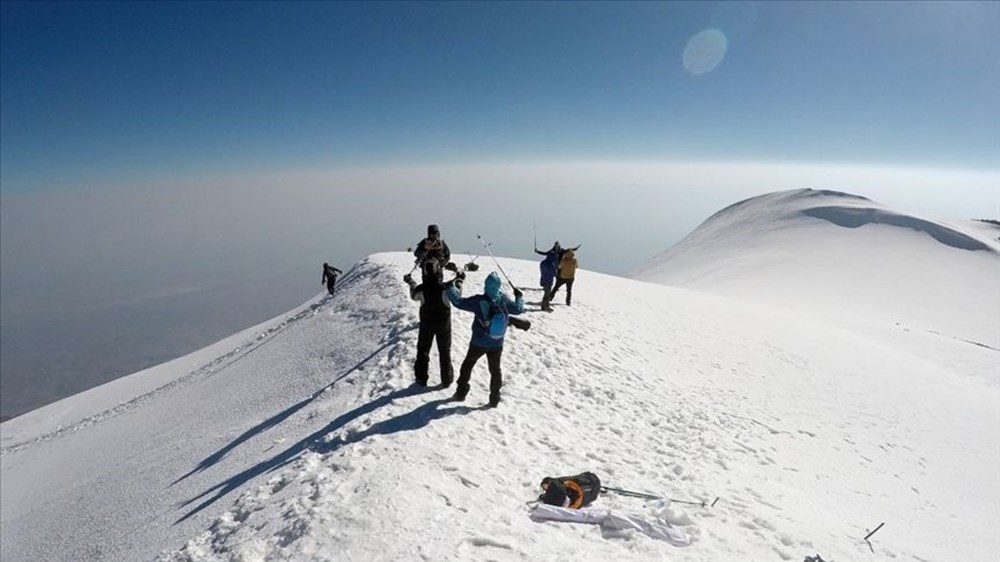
(558, 250), (578, 279)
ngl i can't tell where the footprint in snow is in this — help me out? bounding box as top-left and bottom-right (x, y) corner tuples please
(466, 537), (514, 550)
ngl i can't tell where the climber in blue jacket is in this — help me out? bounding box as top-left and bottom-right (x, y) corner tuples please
(446, 272), (524, 408)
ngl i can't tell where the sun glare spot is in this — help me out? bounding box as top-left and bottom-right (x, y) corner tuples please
(683, 28), (728, 75)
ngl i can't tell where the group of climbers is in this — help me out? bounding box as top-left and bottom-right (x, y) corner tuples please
(404, 224), (580, 407)
(404, 224), (526, 408)
(324, 224), (580, 408)
(534, 241), (580, 312)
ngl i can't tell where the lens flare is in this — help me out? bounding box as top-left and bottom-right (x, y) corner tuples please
(683, 28), (728, 75)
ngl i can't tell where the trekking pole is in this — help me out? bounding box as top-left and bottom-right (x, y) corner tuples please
(533, 222), (537, 252)
(863, 522), (885, 553)
(409, 248), (429, 275)
(601, 486), (717, 508)
(476, 234), (516, 290)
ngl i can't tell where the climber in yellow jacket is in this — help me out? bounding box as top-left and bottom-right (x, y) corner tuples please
(550, 248), (578, 307)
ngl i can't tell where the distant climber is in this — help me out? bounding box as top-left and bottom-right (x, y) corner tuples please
(322, 263), (343, 295)
(535, 241), (580, 311)
(414, 224), (451, 268)
(446, 272), (525, 408)
(549, 248), (578, 306)
(403, 260), (458, 387)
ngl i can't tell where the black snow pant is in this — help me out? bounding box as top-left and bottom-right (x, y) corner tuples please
(550, 277), (574, 305)
(415, 316), (453, 386)
(455, 344), (503, 402)
(540, 281), (554, 310)
(326, 279), (337, 295)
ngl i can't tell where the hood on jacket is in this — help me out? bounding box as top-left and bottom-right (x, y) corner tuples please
(484, 272), (502, 301)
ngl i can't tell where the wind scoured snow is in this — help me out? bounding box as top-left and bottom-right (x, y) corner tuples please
(634, 188), (1000, 383)
(2, 190), (997, 562)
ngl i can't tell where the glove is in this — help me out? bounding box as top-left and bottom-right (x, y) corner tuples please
(444, 262), (458, 272)
(403, 274), (412, 284)
(513, 288), (523, 299)
(456, 271), (466, 280)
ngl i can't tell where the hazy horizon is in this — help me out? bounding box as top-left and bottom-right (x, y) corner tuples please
(3, 161), (997, 419)
(2, 2), (998, 418)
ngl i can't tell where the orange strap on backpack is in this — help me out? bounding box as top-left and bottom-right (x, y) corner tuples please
(565, 480), (585, 509)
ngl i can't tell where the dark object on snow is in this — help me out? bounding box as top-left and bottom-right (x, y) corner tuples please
(539, 472), (602, 509)
(463, 252), (481, 271)
(864, 521), (885, 553)
(509, 316), (530, 332)
(803, 556), (828, 562)
(863, 522), (885, 541)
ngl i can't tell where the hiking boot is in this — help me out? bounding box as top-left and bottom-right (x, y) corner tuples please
(415, 378), (428, 387)
(488, 395), (501, 408)
(452, 390), (467, 402)
(440, 377), (453, 389)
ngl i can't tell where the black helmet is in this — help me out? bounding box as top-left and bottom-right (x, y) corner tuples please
(427, 224), (440, 237)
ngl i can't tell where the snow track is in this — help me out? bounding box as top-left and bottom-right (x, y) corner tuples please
(0, 268), (371, 457)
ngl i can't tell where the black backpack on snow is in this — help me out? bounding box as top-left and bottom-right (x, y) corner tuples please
(539, 472), (602, 509)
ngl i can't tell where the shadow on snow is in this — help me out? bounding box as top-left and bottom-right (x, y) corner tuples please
(171, 324), (418, 487)
(174, 383), (477, 524)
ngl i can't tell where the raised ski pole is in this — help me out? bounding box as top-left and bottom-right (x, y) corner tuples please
(601, 486), (718, 508)
(477, 234), (517, 290)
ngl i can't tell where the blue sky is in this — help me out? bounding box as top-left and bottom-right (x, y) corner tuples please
(3, 1), (998, 192)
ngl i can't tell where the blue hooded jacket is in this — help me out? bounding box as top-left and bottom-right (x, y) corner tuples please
(536, 243), (563, 286)
(538, 252), (559, 286)
(447, 272), (525, 348)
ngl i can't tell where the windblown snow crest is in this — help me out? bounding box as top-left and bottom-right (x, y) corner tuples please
(633, 188), (1000, 344)
(801, 205), (992, 252)
(655, 188), (994, 257)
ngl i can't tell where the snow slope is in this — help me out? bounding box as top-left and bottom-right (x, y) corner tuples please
(634, 188), (1000, 383)
(2, 191), (998, 562)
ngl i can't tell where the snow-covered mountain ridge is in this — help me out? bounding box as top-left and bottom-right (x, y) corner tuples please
(634, 188), (1000, 381)
(2, 190), (997, 562)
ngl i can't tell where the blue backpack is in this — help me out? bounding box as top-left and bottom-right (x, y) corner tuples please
(480, 299), (509, 340)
